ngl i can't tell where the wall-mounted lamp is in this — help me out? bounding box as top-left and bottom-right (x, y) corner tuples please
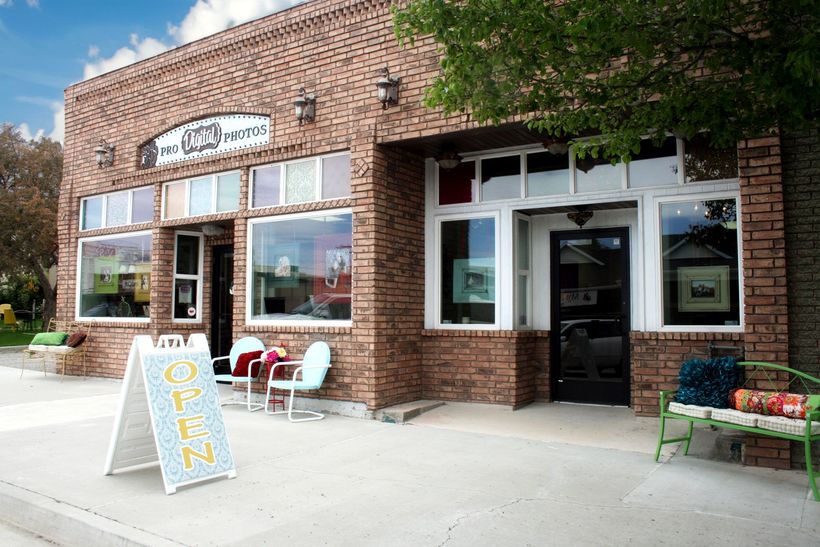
(435, 148), (462, 170)
(376, 66), (400, 109)
(543, 137), (569, 156)
(94, 140), (115, 168)
(294, 87), (315, 124)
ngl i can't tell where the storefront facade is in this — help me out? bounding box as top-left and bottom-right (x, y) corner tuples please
(58, 0), (789, 459)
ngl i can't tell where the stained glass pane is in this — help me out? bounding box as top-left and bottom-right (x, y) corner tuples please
(106, 192), (129, 227)
(285, 160), (316, 204)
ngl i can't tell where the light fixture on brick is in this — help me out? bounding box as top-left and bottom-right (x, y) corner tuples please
(376, 66), (400, 109)
(294, 87), (315, 124)
(94, 139), (115, 168)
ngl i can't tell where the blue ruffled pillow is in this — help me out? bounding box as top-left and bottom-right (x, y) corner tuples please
(675, 357), (738, 408)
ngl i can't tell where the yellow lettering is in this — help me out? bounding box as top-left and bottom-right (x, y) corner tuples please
(176, 415), (209, 440)
(163, 360), (198, 384)
(170, 387), (202, 412)
(181, 442), (215, 470)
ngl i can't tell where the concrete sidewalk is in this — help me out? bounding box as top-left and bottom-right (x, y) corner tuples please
(0, 348), (818, 546)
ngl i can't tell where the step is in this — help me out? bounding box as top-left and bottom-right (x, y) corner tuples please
(374, 400), (445, 424)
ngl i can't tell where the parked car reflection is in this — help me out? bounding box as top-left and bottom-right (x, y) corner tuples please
(559, 319), (623, 380)
(257, 294), (351, 321)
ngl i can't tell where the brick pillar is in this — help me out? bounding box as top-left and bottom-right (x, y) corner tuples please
(350, 130), (426, 410)
(738, 134), (791, 468)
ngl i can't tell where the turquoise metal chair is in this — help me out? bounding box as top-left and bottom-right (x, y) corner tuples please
(264, 341), (331, 422)
(212, 336), (266, 412)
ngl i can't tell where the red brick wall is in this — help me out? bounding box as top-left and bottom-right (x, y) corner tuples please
(421, 331), (548, 407)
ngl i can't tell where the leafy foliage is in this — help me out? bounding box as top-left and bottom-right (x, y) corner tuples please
(394, 0), (820, 160)
(0, 124), (62, 322)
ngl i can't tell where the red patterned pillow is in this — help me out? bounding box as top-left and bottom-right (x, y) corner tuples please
(729, 388), (808, 419)
(232, 350), (264, 378)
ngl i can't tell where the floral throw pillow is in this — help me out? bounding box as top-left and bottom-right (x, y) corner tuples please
(729, 388), (808, 419)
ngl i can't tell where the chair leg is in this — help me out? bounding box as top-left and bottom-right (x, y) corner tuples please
(286, 387), (324, 423)
(245, 379), (263, 412)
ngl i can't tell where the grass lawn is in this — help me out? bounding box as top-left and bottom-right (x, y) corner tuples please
(0, 320), (44, 347)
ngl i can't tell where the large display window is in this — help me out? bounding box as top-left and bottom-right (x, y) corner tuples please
(77, 231), (152, 320)
(248, 210), (352, 324)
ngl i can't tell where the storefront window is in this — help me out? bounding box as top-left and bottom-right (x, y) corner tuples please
(162, 171), (240, 220)
(527, 151), (569, 196)
(81, 186), (154, 230)
(660, 198), (740, 326)
(173, 233), (203, 321)
(251, 153), (351, 208)
(628, 137), (679, 188)
(249, 210), (352, 322)
(440, 217), (496, 325)
(481, 156), (520, 201)
(77, 232), (152, 320)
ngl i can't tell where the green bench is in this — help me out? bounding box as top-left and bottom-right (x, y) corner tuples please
(655, 361), (820, 501)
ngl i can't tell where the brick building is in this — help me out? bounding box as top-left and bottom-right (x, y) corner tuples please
(59, 0), (800, 464)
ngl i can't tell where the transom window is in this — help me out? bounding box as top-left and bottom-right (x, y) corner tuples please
(81, 187), (153, 230)
(162, 171), (240, 220)
(251, 152), (350, 208)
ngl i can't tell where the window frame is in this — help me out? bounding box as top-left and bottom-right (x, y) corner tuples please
(245, 207), (354, 327)
(79, 186), (155, 231)
(654, 192), (744, 332)
(249, 151), (351, 209)
(434, 211), (501, 330)
(160, 169), (241, 220)
(172, 231), (204, 323)
(74, 229), (153, 322)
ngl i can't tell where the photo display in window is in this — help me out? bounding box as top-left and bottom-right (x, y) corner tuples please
(440, 218), (496, 325)
(78, 233), (152, 319)
(251, 212), (352, 321)
(660, 199), (740, 326)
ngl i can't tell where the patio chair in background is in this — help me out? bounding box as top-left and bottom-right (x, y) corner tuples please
(265, 341), (331, 422)
(3, 308), (21, 331)
(211, 336), (267, 412)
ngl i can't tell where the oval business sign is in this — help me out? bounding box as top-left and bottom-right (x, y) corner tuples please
(141, 114), (270, 169)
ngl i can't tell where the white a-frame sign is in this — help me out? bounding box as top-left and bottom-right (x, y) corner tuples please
(104, 333), (236, 494)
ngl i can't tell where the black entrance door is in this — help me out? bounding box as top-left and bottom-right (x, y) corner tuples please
(211, 245), (234, 366)
(550, 228), (630, 405)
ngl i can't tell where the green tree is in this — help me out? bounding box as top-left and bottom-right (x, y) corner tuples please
(0, 124), (61, 324)
(394, 0), (819, 160)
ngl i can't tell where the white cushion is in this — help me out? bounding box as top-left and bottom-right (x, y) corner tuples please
(668, 402), (713, 419)
(757, 415), (820, 436)
(26, 345), (77, 354)
(711, 408), (759, 427)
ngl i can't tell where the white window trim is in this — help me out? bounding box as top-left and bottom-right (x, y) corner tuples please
(432, 211), (501, 330)
(74, 229), (152, 322)
(245, 207), (353, 327)
(653, 192), (744, 333)
(161, 169), (240, 220)
(80, 186), (154, 231)
(513, 212), (532, 329)
(249, 151), (351, 209)
(172, 231), (204, 323)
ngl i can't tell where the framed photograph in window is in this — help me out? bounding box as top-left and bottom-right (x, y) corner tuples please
(94, 257), (119, 294)
(677, 265), (730, 312)
(453, 258), (495, 304)
(271, 244), (299, 287)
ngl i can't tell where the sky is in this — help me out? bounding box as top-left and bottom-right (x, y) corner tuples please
(0, 0), (305, 143)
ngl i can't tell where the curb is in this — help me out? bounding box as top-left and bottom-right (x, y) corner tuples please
(0, 481), (182, 547)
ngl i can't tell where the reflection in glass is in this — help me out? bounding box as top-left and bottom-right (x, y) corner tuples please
(628, 137), (678, 188)
(174, 279), (198, 319)
(175, 235), (200, 275)
(684, 134), (738, 182)
(78, 233), (152, 319)
(660, 199), (739, 325)
(82, 197), (103, 230)
(481, 156), (520, 201)
(216, 172), (240, 212)
(322, 154), (351, 199)
(253, 165), (281, 208)
(251, 213), (352, 321)
(131, 188), (153, 224)
(575, 156), (621, 193)
(189, 177), (212, 216)
(164, 182), (186, 219)
(438, 161), (475, 205)
(527, 151), (569, 196)
(440, 218), (496, 325)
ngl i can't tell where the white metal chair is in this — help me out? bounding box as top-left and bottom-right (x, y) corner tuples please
(264, 341), (331, 422)
(212, 336), (266, 412)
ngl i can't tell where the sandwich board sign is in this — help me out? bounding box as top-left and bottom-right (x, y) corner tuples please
(104, 333), (236, 494)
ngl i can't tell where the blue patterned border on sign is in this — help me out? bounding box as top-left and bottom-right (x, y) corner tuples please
(142, 350), (234, 486)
